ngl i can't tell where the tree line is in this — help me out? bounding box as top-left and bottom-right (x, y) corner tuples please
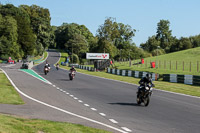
(54, 17), (147, 63)
(0, 4), (54, 60)
(140, 20), (200, 56)
(1, 4), (200, 63)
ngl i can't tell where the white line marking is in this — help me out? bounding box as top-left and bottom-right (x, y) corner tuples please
(31, 69), (52, 85)
(56, 87), (60, 90)
(74, 97), (78, 100)
(78, 100), (83, 103)
(70, 95), (74, 97)
(109, 119), (118, 124)
(121, 127), (132, 132)
(66, 92), (69, 95)
(84, 104), (90, 107)
(91, 108), (97, 111)
(52, 85), (56, 87)
(63, 91), (66, 93)
(99, 113), (106, 116)
(19, 69), (52, 85)
(1, 68), (128, 133)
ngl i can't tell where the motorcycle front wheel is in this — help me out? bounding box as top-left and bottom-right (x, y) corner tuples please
(144, 95), (150, 106)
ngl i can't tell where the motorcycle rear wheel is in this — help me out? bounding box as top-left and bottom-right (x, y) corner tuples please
(136, 94), (141, 105)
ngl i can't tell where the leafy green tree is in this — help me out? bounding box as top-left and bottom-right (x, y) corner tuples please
(0, 14), (20, 59)
(96, 17), (136, 59)
(66, 33), (88, 57)
(190, 34), (200, 48)
(140, 35), (160, 52)
(156, 19), (173, 52)
(20, 5), (54, 55)
(0, 4), (36, 58)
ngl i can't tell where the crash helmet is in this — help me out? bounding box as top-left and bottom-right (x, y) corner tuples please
(146, 73), (151, 80)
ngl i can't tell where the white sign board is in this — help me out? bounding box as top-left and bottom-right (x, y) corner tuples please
(86, 53), (109, 59)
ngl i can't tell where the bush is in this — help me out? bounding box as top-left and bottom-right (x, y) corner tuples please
(152, 49), (166, 56)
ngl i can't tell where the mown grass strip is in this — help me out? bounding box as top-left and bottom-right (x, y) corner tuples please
(0, 70), (24, 104)
(0, 114), (111, 133)
(114, 47), (200, 75)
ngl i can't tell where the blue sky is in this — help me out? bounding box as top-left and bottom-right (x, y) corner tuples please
(1, 0), (200, 46)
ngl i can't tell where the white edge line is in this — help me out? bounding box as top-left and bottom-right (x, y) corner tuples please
(0, 68), (128, 133)
(31, 69), (52, 85)
(19, 69), (52, 85)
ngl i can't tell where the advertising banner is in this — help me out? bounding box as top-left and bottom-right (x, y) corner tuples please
(86, 53), (109, 59)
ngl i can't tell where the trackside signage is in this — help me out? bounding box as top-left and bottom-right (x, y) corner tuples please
(86, 53), (109, 59)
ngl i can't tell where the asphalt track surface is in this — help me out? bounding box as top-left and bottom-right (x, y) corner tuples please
(1, 50), (200, 133)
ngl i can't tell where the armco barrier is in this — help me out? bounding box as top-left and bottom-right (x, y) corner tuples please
(163, 74), (200, 85)
(107, 68), (158, 81)
(76, 65), (200, 86)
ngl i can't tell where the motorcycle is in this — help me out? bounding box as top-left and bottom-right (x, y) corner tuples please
(44, 67), (49, 75)
(136, 84), (154, 106)
(69, 71), (75, 80)
(56, 64), (59, 70)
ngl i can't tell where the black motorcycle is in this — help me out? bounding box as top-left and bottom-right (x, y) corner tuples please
(136, 84), (154, 106)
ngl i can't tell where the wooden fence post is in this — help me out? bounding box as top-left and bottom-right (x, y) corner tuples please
(170, 60), (171, 70)
(164, 60), (166, 69)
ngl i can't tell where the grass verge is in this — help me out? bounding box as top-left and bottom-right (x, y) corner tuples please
(0, 114), (111, 133)
(59, 51), (200, 97)
(0, 70), (24, 104)
(114, 47), (200, 75)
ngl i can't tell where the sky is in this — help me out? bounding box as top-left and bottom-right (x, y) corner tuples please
(1, 0), (200, 46)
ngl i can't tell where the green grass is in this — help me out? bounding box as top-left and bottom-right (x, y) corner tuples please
(0, 114), (111, 133)
(34, 51), (48, 64)
(58, 51), (200, 97)
(0, 71), (24, 104)
(114, 47), (200, 75)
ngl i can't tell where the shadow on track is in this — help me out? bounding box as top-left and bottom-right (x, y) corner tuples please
(109, 102), (141, 107)
(57, 79), (71, 81)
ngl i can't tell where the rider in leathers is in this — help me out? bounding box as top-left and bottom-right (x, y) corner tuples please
(137, 74), (154, 94)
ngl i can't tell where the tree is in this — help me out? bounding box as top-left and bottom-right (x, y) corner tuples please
(96, 17), (136, 59)
(0, 13), (21, 59)
(140, 35), (160, 52)
(66, 33), (88, 57)
(156, 19), (173, 52)
(0, 4), (36, 58)
(20, 5), (54, 55)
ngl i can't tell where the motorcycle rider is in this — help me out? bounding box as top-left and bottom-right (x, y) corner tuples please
(56, 63), (59, 70)
(44, 61), (50, 72)
(137, 73), (154, 93)
(70, 66), (76, 73)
